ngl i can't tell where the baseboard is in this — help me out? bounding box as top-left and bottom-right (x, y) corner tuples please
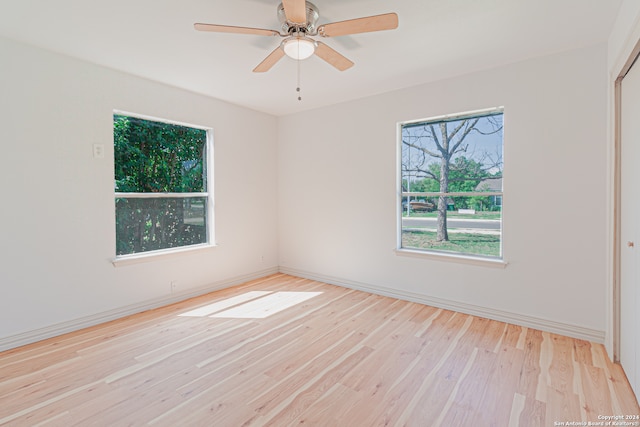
(279, 266), (606, 344)
(0, 267), (279, 353)
(1, 265), (605, 353)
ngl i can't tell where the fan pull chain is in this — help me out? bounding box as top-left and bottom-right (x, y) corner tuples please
(296, 41), (302, 101)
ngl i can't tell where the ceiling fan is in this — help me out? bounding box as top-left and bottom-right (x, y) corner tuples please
(194, 0), (398, 73)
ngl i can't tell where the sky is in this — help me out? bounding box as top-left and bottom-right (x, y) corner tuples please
(401, 111), (504, 182)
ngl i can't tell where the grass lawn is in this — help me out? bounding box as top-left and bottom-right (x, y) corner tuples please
(402, 230), (501, 257)
(403, 211), (501, 220)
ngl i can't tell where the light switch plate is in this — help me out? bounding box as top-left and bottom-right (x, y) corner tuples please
(93, 144), (105, 158)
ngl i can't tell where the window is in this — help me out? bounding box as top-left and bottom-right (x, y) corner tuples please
(114, 113), (213, 257)
(399, 108), (504, 260)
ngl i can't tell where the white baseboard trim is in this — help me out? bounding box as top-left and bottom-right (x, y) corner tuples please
(279, 267), (606, 344)
(0, 267), (279, 353)
(1, 266), (605, 352)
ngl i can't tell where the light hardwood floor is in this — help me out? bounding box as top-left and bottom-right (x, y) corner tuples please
(1, 274), (638, 426)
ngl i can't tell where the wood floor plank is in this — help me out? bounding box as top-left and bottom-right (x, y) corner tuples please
(260, 345), (375, 426)
(477, 345), (526, 426)
(591, 343), (639, 415)
(249, 330), (369, 418)
(502, 323), (526, 349)
(414, 346), (480, 427)
(369, 315), (475, 426)
(517, 328), (543, 399)
(281, 382), (357, 426)
(518, 397), (546, 427)
(573, 338), (594, 366)
(545, 385), (582, 424)
(509, 392), (527, 426)
(435, 346), (499, 427)
(401, 316), (501, 425)
(579, 363), (614, 418)
(338, 330), (436, 423)
(0, 273), (638, 426)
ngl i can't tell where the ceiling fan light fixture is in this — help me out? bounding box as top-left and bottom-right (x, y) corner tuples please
(282, 36), (316, 60)
(195, 2), (398, 73)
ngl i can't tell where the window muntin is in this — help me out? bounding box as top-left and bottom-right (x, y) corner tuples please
(114, 113), (212, 256)
(399, 108), (504, 260)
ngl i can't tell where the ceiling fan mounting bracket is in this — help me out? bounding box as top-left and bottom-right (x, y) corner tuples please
(277, 1), (319, 35)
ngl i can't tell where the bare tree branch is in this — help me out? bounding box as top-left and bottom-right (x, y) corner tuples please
(402, 139), (442, 159)
(450, 118), (479, 154)
(447, 119), (468, 141)
(430, 124), (444, 153)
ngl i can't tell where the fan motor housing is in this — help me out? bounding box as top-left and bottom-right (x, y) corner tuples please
(277, 1), (319, 34)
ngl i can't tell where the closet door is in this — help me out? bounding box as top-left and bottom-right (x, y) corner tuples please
(620, 55), (640, 397)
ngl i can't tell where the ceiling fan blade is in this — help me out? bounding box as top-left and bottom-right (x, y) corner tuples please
(282, 0), (307, 24)
(318, 13), (398, 37)
(315, 42), (354, 71)
(194, 23), (279, 37)
(253, 46), (286, 73)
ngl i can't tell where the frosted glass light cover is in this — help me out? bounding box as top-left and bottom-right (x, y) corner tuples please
(283, 38), (315, 60)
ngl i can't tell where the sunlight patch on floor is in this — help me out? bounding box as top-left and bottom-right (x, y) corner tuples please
(212, 291), (323, 319)
(178, 291), (273, 317)
(178, 291), (323, 319)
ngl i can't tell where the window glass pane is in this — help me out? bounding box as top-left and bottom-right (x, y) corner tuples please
(114, 115), (207, 193)
(400, 110), (503, 259)
(115, 197), (207, 256)
(401, 196), (501, 258)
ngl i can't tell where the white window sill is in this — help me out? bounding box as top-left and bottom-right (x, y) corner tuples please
(394, 248), (508, 269)
(112, 243), (218, 267)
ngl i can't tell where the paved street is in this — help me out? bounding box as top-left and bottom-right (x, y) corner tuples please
(402, 217), (501, 231)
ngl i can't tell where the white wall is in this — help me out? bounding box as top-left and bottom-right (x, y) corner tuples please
(608, 0), (640, 73)
(0, 35), (613, 349)
(0, 37), (279, 348)
(278, 44), (609, 341)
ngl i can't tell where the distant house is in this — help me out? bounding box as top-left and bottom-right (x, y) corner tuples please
(475, 177), (503, 209)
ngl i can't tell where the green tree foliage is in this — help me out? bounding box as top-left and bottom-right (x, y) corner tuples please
(114, 115), (206, 193)
(410, 157), (497, 210)
(428, 156), (490, 191)
(114, 115), (208, 255)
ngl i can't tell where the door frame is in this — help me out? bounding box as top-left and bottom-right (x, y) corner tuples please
(613, 38), (640, 362)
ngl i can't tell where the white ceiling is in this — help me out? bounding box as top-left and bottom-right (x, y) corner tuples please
(0, 0), (622, 116)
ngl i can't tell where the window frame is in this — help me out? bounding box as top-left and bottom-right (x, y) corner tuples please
(112, 110), (215, 265)
(396, 107), (506, 267)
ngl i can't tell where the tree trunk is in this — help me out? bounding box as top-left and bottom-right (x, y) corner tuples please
(437, 156), (449, 241)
